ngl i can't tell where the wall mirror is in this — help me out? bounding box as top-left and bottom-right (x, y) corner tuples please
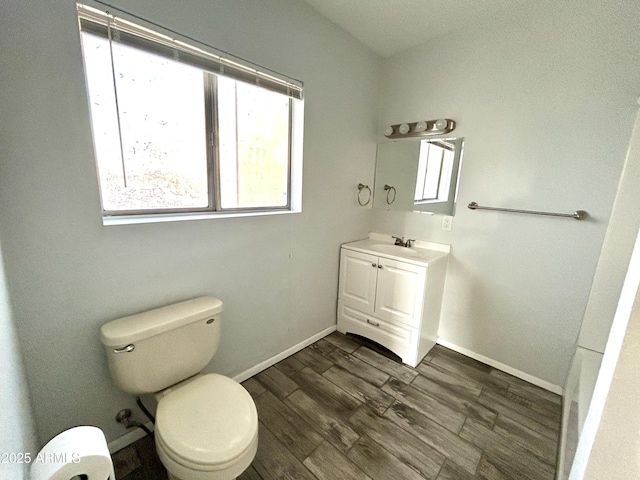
(373, 137), (464, 215)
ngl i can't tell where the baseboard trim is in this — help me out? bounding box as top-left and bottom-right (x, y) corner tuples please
(107, 325), (337, 453)
(436, 339), (563, 395)
(232, 325), (337, 383)
(107, 421), (154, 454)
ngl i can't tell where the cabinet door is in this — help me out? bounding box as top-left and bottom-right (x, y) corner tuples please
(375, 257), (426, 327)
(338, 249), (378, 314)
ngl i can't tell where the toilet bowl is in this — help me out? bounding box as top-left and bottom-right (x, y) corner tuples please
(155, 374), (258, 480)
(100, 297), (258, 480)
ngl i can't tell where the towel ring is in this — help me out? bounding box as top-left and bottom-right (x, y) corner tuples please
(384, 184), (396, 205)
(358, 183), (371, 206)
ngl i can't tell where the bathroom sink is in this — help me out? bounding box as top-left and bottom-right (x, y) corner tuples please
(342, 234), (451, 267)
(368, 244), (420, 257)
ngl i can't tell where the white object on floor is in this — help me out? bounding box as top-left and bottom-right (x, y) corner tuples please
(30, 425), (115, 480)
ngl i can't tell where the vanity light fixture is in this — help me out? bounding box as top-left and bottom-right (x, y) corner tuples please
(434, 119), (448, 130)
(384, 118), (455, 139)
(414, 121), (427, 133)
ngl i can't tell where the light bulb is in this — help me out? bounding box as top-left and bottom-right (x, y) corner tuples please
(435, 119), (448, 130)
(399, 123), (410, 134)
(383, 126), (394, 137)
(414, 121), (427, 133)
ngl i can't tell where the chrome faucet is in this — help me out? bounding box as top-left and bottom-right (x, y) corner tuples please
(392, 236), (415, 248)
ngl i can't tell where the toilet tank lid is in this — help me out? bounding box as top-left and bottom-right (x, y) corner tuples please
(100, 297), (223, 347)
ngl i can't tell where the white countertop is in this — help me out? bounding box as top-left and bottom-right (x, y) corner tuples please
(342, 233), (450, 266)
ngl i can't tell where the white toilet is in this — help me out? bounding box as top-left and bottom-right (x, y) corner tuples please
(100, 297), (258, 480)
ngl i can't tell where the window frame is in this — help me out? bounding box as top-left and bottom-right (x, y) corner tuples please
(211, 79), (294, 214)
(414, 140), (455, 205)
(77, 3), (303, 223)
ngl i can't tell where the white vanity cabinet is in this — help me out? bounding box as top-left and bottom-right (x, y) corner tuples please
(337, 236), (449, 367)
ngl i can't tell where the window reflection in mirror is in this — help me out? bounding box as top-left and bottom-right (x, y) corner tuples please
(415, 140), (455, 204)
(373, 137), (464, 215)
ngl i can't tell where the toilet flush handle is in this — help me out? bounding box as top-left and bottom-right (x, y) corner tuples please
(113, 344), (135, 353)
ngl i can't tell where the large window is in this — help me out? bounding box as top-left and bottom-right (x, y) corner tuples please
(77, 4), (303, 219)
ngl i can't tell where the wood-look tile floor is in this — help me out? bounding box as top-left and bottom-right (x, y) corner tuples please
(113, 332), (561, 480)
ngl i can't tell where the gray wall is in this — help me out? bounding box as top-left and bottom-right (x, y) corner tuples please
(0, 0), (380, 444)
(3, 0), (640, 453)
(372, 0), (640, 387)
(583, 229), (640, 479)
(579, 110), (640, 353)
(0, 242), (37, 480)
(560, 107), (640, 479)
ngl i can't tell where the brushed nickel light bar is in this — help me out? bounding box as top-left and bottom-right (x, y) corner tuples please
(383, 118), (455, 139)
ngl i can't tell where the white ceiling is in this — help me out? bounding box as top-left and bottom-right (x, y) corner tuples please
(301, 0), (529, 57)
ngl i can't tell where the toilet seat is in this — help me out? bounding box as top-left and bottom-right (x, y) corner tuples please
(155, 373), (258, 471)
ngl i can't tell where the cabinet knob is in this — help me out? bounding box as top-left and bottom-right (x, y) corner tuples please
(372, 263), (377, 267)
(377, 264), (383, 269)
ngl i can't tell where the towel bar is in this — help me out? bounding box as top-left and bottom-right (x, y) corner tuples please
(468, 202), (587, 220)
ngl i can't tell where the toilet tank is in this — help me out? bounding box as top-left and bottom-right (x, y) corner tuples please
(100, 297), (223, 395)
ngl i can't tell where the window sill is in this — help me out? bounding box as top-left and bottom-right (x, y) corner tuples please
(102, 208), (300, 226)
